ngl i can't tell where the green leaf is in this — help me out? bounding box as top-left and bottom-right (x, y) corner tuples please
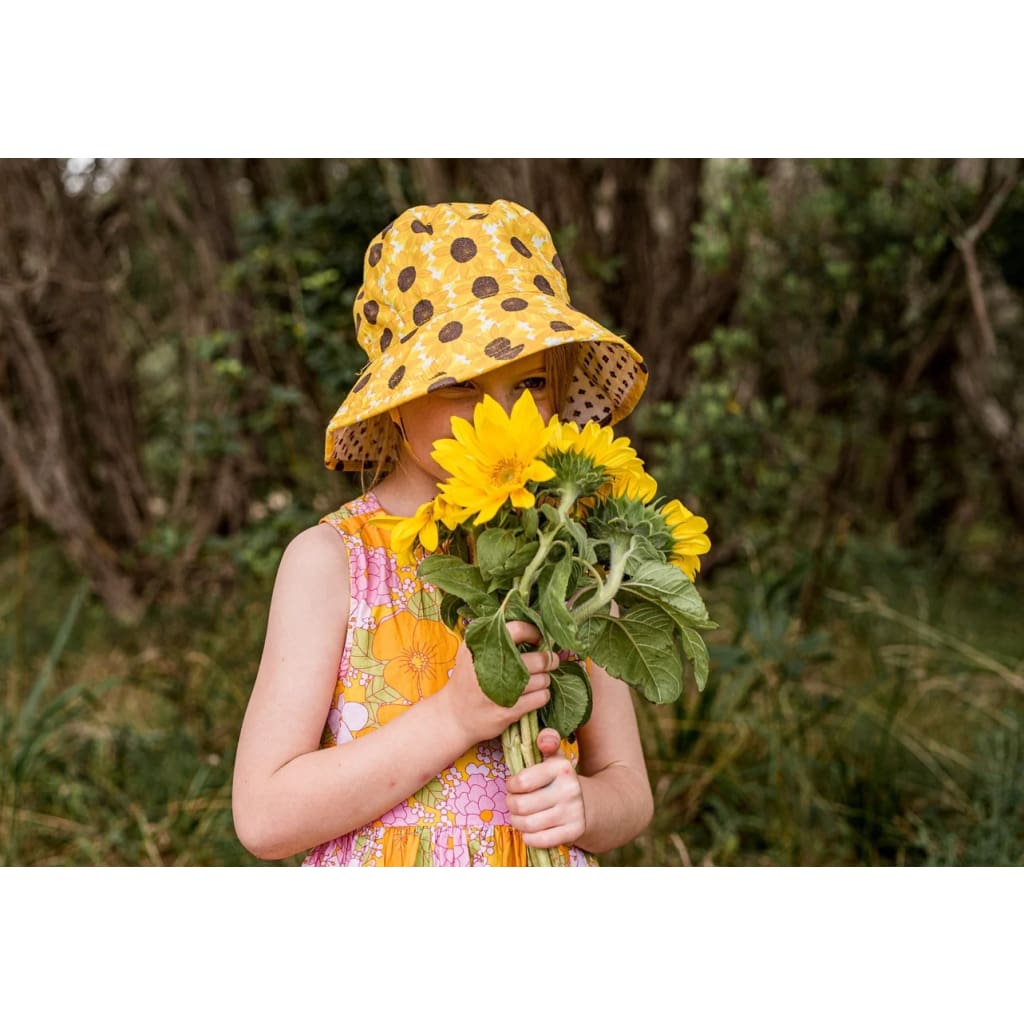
(503, 589), (545, 633)
(522, 507), (539, 539)
(619, 598), (710, 692)
(563, 515), (590, 554)
(540, 503), (561, 528)
(475, 529), (518, 581)
(440, 591), (465, 632)
(678, 623), (710, 691)
(537, 547), (578, 650)
(418, 555), (498, 618)
(620, 561), (714, 628)
(465, 609), (530, 707)
(541, 659), (593, 738)
(624, 537), (668, 575)
(577, 613), (683, 704)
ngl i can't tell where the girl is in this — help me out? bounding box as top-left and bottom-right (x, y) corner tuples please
(232, 199), (655, 866)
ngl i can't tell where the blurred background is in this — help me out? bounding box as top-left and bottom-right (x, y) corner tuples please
(1, 157), (1022, 866)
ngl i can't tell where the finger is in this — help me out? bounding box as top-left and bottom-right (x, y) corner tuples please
(504, 756), (563, 797)
(521, 650), (560, 675)
(536, 727), (563, 758)
(505, 620), (542, 647)
(521, 671), (551, 694)
(506, 777), (561, 815)
(508, 802), (569, 836)
(521, 825), (578, 850)
(512, 685), (550, 720)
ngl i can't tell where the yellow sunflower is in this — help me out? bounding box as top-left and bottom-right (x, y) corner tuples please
(391, 500), (440, 560)
(660, 499), (711, 581)
(547, 418), (640, 472)
(391, 495), (470, 561)
(432, 391), (556, 525)
(609, 465), (659, 504)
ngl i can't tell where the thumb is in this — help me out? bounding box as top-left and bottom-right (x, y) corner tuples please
(536, 728), (563, 759)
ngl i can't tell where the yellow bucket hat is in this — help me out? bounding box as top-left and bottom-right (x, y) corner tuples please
(324, 199), (649, 471)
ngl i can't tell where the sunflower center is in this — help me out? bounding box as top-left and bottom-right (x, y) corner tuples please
(488, 457), (525, 487)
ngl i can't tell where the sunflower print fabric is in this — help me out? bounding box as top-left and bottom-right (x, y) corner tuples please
(303, 492), (597, 867)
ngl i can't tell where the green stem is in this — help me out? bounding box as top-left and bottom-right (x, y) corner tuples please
(500, 713), (553, 867)
(516, 489), (578, 601)
(571, 536), (634, 623)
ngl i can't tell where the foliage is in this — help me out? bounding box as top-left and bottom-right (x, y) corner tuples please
(3, 520), (1022, 866)
(3, 158), (1023, 865)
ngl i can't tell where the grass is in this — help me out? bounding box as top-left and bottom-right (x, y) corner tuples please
(2, 527), (1022, 867)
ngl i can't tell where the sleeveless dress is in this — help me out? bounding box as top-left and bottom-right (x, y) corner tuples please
(303, 493), (597, 867)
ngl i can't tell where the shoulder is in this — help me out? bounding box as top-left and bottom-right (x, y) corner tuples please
(269, 524), (351, 621)
(281, 521), (350, 569)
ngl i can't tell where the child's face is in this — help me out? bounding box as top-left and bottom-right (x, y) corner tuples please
(396, 354), (554, 483)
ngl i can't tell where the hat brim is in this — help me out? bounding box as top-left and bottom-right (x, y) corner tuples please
(324, 290), (648, 471)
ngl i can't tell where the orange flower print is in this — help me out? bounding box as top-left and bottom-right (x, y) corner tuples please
(372, 611), (460, 702)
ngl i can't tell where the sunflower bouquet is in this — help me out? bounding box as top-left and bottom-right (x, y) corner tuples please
(391, 390), (715, 864)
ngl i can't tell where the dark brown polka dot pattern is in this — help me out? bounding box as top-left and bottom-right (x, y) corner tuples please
(484, 337), (524, 360)
(451, 238), (478, 263)
(439, 321), (463, 343)
(326, 199), (649, 472)
(472, 276), (499, 299)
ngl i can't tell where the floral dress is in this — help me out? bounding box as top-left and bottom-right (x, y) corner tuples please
(303, 493), (596, 867)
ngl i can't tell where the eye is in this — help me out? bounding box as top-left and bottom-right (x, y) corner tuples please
(517, 376), (548, 391)
(434, 380), (475, 397)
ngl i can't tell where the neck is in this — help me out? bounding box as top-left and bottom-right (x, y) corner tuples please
(371, 454), (442, 517)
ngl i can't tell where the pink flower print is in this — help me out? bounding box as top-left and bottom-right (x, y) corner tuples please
(466, 762), (491, 778)
(433, 828), (472, 867)
(379, 799), (425, 826)
(327, 695), (369, 744)
(452, 774), (508, 826)
(366, 551), (400, 607)
(475, 739), (502, 765)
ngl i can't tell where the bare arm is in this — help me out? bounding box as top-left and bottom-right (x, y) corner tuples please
(232, 524), (554, 861)
(573, 661), (654, 853)
(505, 660), (654, 856)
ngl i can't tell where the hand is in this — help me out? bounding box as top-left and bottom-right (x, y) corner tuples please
(505, 728), (587, 850)
(439, 621), (556, 748)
